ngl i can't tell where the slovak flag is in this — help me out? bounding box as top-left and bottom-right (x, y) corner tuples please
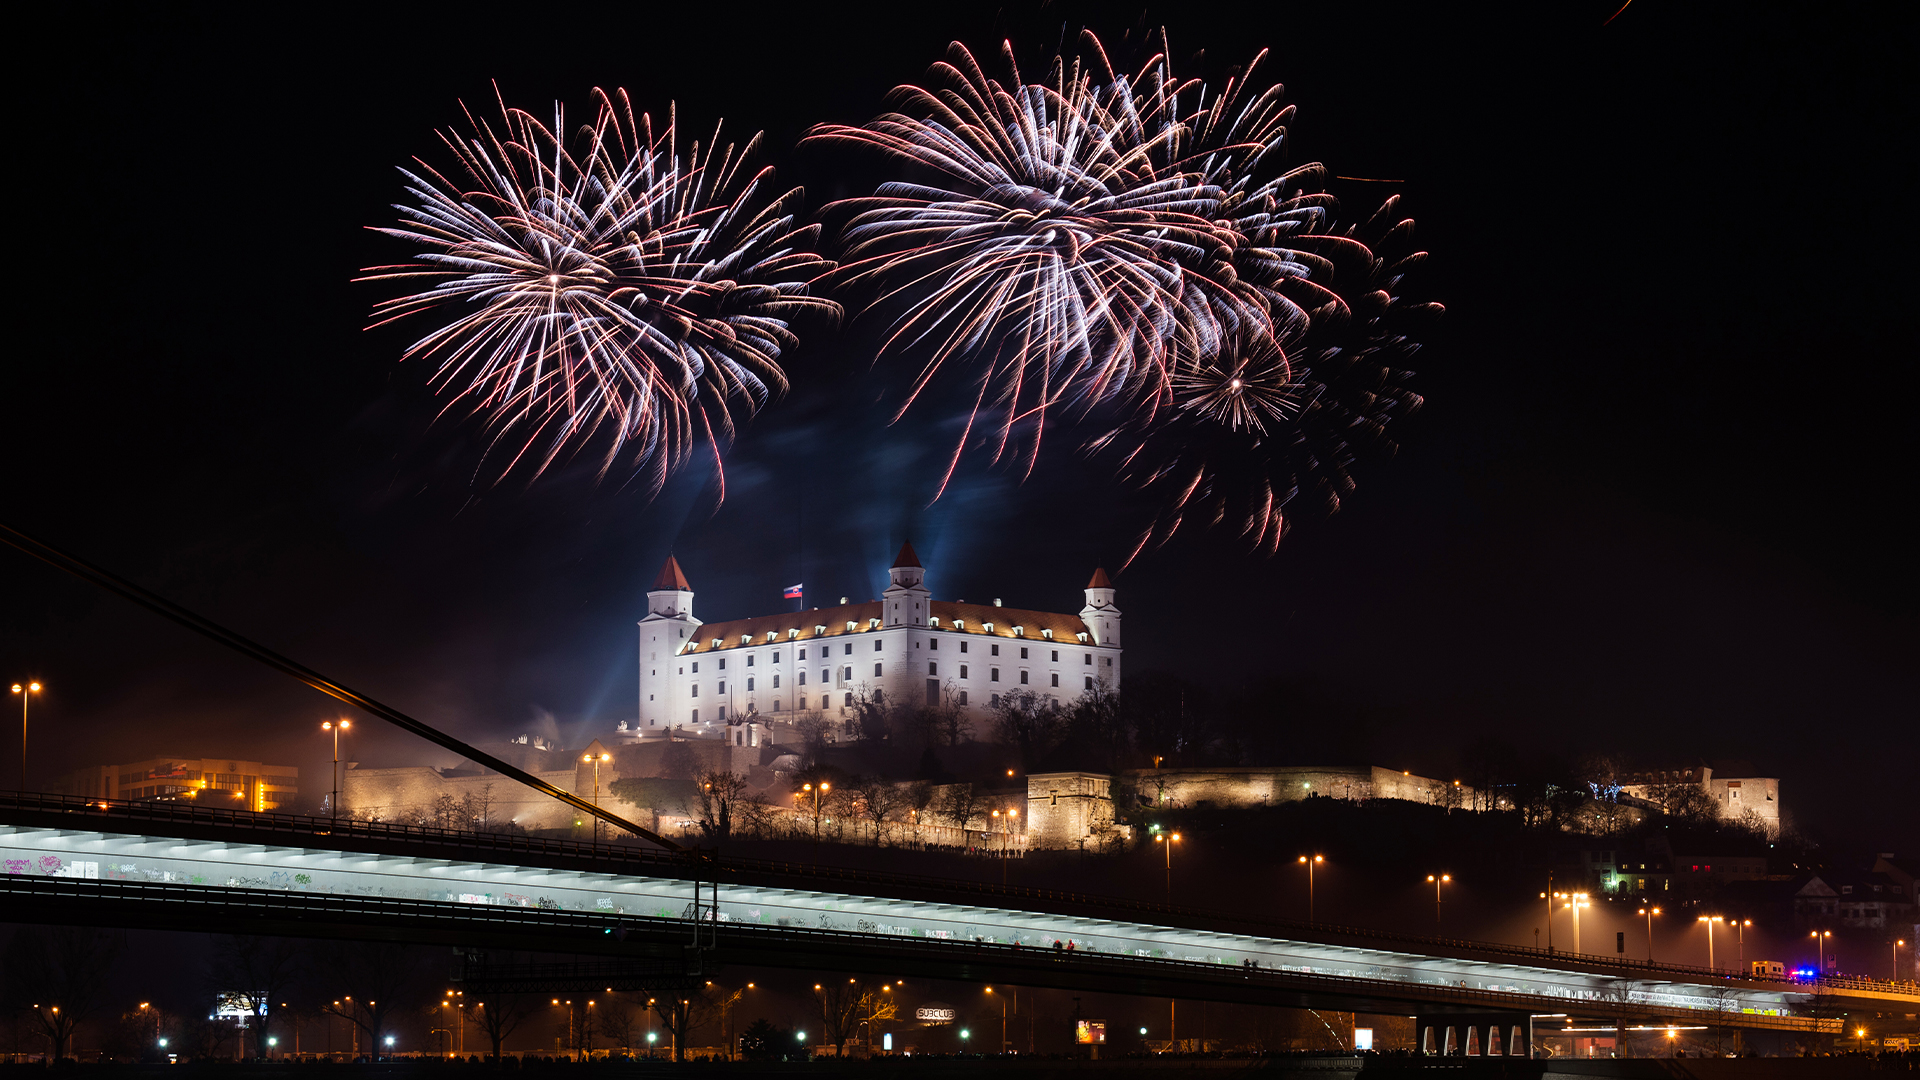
(783, 583), (804, 599)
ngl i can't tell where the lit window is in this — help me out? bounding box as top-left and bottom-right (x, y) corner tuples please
(984, 622), (994, 633)
(766, 631), (777, 643)
(1042, 628), (1053, 640)
(1013, 625), (1024, 637)
(740, 634), (751, 645)
(815, 624), (826, 635)
(846, 621), (857, 632)
(869, 618), (881, 629)
(929, 618), (940, 628)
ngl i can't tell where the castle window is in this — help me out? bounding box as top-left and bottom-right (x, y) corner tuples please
(843, 666), (852, 682)
(1085, 676), (1094, 690)
(773, 675), (780, 688)
(869, 618), (881, 629)
(718, 658), (727, 670)
(692, 662), (700, 673)
(767, 632), (778, 643)
(874, 662), (883, 677)
(771, 652), (780, 664)
(747, 655), (755, 667)
(844, 643), (853, 654)
(799, 647), (807, 660)
(928, 637), (937, 650)
(1076, 632), (1088, 643)
(1084, 653), (1092, 664)
(711, 638), (722, 647)
(1020, 671), (1030, 684)
(874, 639), (883, 652)
(1020, 647), (1029, 660)
(844, 693), (852, 707)
(846, 621), (857, 632)
(1013, 625), (1024, 636)
(691, 683), (700, 697)
(991, 668), (1000, 682)
(798, 671), (806, 685)
(991, 644), (1000, 656)
(1050, 673), (1059, 687)
(1051, 649), (1059, 662)
(815, 625), (826, 635)
(960, 641), (968, 653)
(773, 700), (781, 712)
(1042, 628), (1053, 640)
(678, 629), (685, 639)
(717, 681), (726, 694)
(740, 634), (751, 645)
(691, 709), (698, 722)
(1104, 657), (1112, 666)
(928, 662), (938, 676)
(788, 628), (799, 639)
(991, 694), (1000, 707)
(984, 622), (994, 633)
(747, 678), (755, 691)
(959, 691), (968, 705)
(960, 665), (968, 679)
(718, 706), (727, 720)
(929, 618), (940, 628)
(954, 619), (965, 630)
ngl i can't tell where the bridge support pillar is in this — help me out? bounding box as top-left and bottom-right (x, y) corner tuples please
(1415, 1012), (1531, 1058)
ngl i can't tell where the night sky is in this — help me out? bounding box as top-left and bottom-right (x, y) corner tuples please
(5, 1), (1911, 851)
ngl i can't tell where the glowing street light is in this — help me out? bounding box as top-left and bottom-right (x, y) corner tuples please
(321, 719), (350, 820)
(1154, 831), (1181, 905)
(1554, 892), (1590, 954)
(801, 782), (830, 838)
(1697, 915), (1725, 970)
(581, 751), (612, 840)
(1299, 855), (1324, 923)
(1811, 929), (1832, 975)
(1426, 874), (1451, 933)
(1734, 918), (1753, 966)
(1638, 906), (1662, 962)
(11, 681), (40, 793)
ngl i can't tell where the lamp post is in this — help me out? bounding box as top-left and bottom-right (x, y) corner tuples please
(1735, 919), (1753, 967)
(1155, 832), (1181, 905)
(986, 987), (1008, 1054)
(11, 681), (40, 792)
(1638, 906), (1662, 962)
(1554, 892), (1590, 954)
(802, 782), (829, 839)
(1698, 915), (1724, 970)
(1811, 930), (1831, 975)
(1895, 939), (1907, 982)
(582, 752), (611, 841)
(1426, 874), (1450, 933)
(1299, 855), (1324, 923)
(321, 719), (350, 820)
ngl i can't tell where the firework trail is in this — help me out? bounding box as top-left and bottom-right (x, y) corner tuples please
(362, 86), (839, 494)
(806, 40), (1253, 492)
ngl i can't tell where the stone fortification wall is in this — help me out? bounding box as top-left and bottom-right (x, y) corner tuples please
(1122, 766), (1461, 810)
(1026, 772), (1129, 850)
(343, 766), (580, 830)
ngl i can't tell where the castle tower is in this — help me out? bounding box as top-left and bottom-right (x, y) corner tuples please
(638, 555), (702, 730)
(883, 541), (930, 627)
(1081, 567), (1120, 647)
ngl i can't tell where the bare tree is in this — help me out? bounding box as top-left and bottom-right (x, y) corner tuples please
(313, 941), (429, 1058)
(1, 926), (126, 1060)
(849, 775), (902, 845)
(815, 979), (864, 1057)
(692, 770), (755, 844)
(209, 934), (303, 1059)
(991, 688), (1064, 770)
(468, 994), (535, 1065)
(651, 984), (739, 1062)
(933, 783), (985, 843)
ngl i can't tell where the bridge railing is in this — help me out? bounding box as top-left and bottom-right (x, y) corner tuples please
(5, 791), (1912, 1000)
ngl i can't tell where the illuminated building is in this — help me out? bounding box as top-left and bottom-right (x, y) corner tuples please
(53, 757), (298, 811)
(638, 543), (1122, 742)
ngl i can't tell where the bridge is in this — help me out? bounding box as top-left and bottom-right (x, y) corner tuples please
(7, 793), (1909, 1052)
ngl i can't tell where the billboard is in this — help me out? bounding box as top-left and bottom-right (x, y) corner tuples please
(914, 1005), (956, 1024)
(1075, 1020), (1106, 1045)
(213, 992), (266, 1017)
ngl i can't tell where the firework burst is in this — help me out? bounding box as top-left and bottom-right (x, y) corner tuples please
(806, 40), (1256, 492)
(362, 86), (838, 493)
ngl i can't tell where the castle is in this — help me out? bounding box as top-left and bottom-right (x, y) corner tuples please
(637, 543), (1123, 745)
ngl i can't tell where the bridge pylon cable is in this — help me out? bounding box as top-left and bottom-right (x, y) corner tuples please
(0, 522), (684, 853)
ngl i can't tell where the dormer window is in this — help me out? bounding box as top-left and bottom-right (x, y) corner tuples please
(815, 624), (826, 635)
(711, 638), (723, 648)
(846, 621), (857, 632)
(788, 628), (799, 639)
(868, 618), (881, 629)
(928, 617), (940, 628)
(766, 631), (778, 642)
(1012, 625), (1024, 637)
(1041, 628), (1053, 640)
(740, 634), (752, 645)
(1076, 632), (1089, 643)
(983, 622), (994, 633)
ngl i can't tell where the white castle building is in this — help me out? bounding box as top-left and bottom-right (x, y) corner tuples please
(638, 543), (1122, 745)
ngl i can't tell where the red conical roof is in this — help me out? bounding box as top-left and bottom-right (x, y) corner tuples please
(651, 555), (692, 591)
(1086, 567), (1113, 589)
(892, 541), (922, 569)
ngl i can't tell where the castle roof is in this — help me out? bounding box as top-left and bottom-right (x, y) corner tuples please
(678, 599), (1092, 656)
(651, 555), (692, 592)
(891, 541), (922, 569)
(1086, 567), (1112, 589)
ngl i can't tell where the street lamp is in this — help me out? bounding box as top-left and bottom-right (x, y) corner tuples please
(1554, 892), (1590, 954)
(321, 719), (350, 820)
(1894, 939), (1907, 982)
(581, 751), (611, 841)
(985, 987), (1008, 1054)
(1299, 855), (1324, 923)
(1638, 906), (1661, 962)
(1426, 874), (1451, 933)
(1697, 915), (1724, 970)
(1734, 918), (1753, 967)
(11, 681), (40, 793)
(801, 782), (830, 838)
(1811, 930), (1832, 975)
(1154, 832), (1181, 905)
